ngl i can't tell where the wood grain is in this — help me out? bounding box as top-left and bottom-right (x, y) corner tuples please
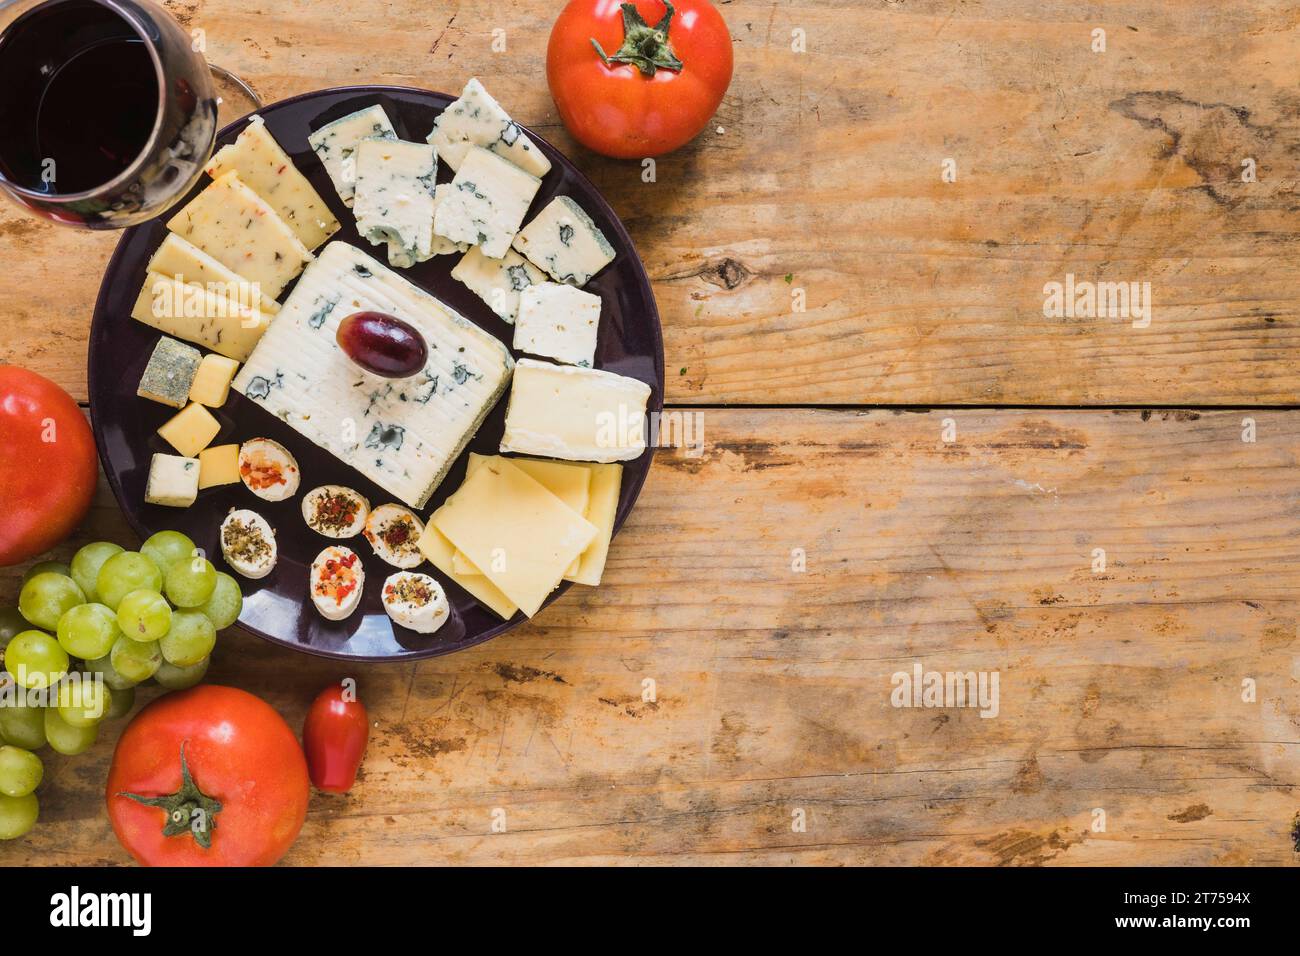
(4, 409), (1296, 865)
(5, 0), (1300, 404)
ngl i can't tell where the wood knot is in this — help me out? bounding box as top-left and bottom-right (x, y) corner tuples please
(701, 257), (751, 290)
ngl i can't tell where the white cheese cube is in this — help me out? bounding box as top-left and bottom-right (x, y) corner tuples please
(353, 138), (438, 268)
(145, 454), (200, 508)
(450, 245), (547, 324)
(307, 105), (397, 206)
(434, 146), (540, 259)
(500, 358), (650, 463)
(231, 242), (514, 509)
(512, 196), (616, 287)
(513, 283), (601, 367)
(426, 77), (552, 178)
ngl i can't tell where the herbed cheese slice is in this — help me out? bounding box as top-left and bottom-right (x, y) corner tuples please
(204, 115), (341, 250)
(433, 457), (597, 618)
(500, 358), (651, 463)
(568, 463), (622, 586)
(434, 146), (540, 259)
(512, 196), (616, 287)
(166, 171), (314, 299)
(231, 242), (514, 509)
(131, 272), (273, 362)
(416, 517), (518, 619)
(147, 234), (280, 314)
(513, 283), (600, 367)
(353, 138), (438, 268)
(450, 245), (547, 324)
(308, 105), (397, 207)
(426, 77), (552, 178)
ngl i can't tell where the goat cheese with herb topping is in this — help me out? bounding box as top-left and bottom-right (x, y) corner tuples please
(231, 242), (514, 509)
(426, 77), (552, 179)
(353, 138), (439, 268)
(433, 146), (541, 259)
(307, 105), (398, 207)
(511, 196), (615, 287)
(220, 509), (278, 579)
(302, 485), (370, 538)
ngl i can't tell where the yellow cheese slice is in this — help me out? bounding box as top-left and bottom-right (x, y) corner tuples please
(567, 463), (622, 586)
(166, 171), (312, 298)
(433, 457), (597, 618)
(452, 454), (592, 577)
(416, 517), (518, 619)
(132, 272), (272, 362)
(197, 444), (240, 489)
(204, 116), (340, 251)
(157, 402), (221, 458)
(147, 233), (280, 314)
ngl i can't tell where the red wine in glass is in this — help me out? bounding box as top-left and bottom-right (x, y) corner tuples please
(0, 0), (219, 228)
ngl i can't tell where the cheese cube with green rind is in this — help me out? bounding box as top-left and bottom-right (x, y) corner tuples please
(511, 196), (615, 287)
(434, 146), (541, 259)
(231, 242), (514, 509)
(450, 245), (547, 324)
(145, 454), (200, 508)
(426, 77), (552, 178)
(307, 105), (397, 207)
(137, 336), (202, 408)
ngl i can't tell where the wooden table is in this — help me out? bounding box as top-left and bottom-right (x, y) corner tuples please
(3, 0), (1298, 865)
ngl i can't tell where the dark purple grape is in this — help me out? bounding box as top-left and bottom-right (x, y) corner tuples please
(336, 312), (428, 379)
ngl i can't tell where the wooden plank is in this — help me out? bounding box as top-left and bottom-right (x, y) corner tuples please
(3, 408), (1296, 865)
(5, 1), (1300, 405)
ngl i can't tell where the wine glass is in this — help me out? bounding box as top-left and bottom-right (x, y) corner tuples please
(0, 0), (258, 228)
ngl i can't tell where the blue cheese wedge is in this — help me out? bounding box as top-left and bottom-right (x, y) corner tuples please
(450, 245), (547, 324)
(307, 105), (397, 206)
(500, 358), (650, 463)
(511, 196), (615, 287)
(434, 146), (541, 259)
(137, 336), (202, 407)
(513, 283), (601, 367)
(231, 242), (514, 509)
(426, 77), (552, 178)
(204, 115), (340, 250)
(145, 453), (200, 508)
(353, 138), (439, 268)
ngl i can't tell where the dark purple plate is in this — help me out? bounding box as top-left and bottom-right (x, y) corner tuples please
(88, 86), (664, 662)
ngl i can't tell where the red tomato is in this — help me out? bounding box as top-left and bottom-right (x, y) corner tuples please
(303, 683), (369, 794)
(547, 0), (734, 158)
(106, 685), (310, 866)
(0, 366), (98, 566)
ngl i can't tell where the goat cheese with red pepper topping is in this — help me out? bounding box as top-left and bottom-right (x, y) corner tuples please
(363, 503), (426, 569)
(310, 545), (365, 621)
(381, 571), (449, 634)
(302, 485), (370, 538)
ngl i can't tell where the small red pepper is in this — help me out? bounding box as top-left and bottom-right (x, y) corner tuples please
(302, 683), (369, 794)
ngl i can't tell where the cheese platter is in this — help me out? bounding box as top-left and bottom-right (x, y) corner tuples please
(87, 84), (664, 662)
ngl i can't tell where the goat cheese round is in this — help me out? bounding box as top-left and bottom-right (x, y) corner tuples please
(219, 509), (277, 580)
(309, 545), (364, 621)
(302, 485), (370, 538)
(363, 504), (425, 569)
(381, 572), (449, 634)
(238, 438), (301, 501)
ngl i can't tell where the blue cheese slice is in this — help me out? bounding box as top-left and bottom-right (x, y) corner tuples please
(307, 105), (397, 207)
(511, 196), (616, 287)
(205, 115), (340, 250)
(353, 139), (438, 268)
(433, 146), (540, 259)
(231, 242), (514, 508)
(450, 245), (547, 324)
(500, 359), (650, 463)
(426, 77), (552, 178)
(513, 283), (601, 366)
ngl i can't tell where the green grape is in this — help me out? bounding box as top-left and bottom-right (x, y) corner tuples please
(82, 653), (139, 691)
(116, 589), (172, 642)
(196, 572), (243, 630)
(22, 560), (71, 583)
(154, 656), (209, 691)
(106, 684), (136, 719)
(0, 792), (38, 840)
(160, 612), (215, 667)
(55, 679), (112, 728)
(70, 541), (125, 603)
(0, 701), (45, 751)
(95, 552), (163, 611)
(109, 635), (162, 683)
(140, 530), (198, 573)
(0, 607), (26, 651)
(5, 630), (69, 689)
(56, 603), (121, 660)
(0, 746), (43, 797)
(17, 572), (86, 631)
(163, 556), (217, 609)
(43, 707), (96, 756)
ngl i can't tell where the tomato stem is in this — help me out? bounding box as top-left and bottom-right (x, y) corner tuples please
(117, 740), (223, 850)
(591, 1), (684, 77)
